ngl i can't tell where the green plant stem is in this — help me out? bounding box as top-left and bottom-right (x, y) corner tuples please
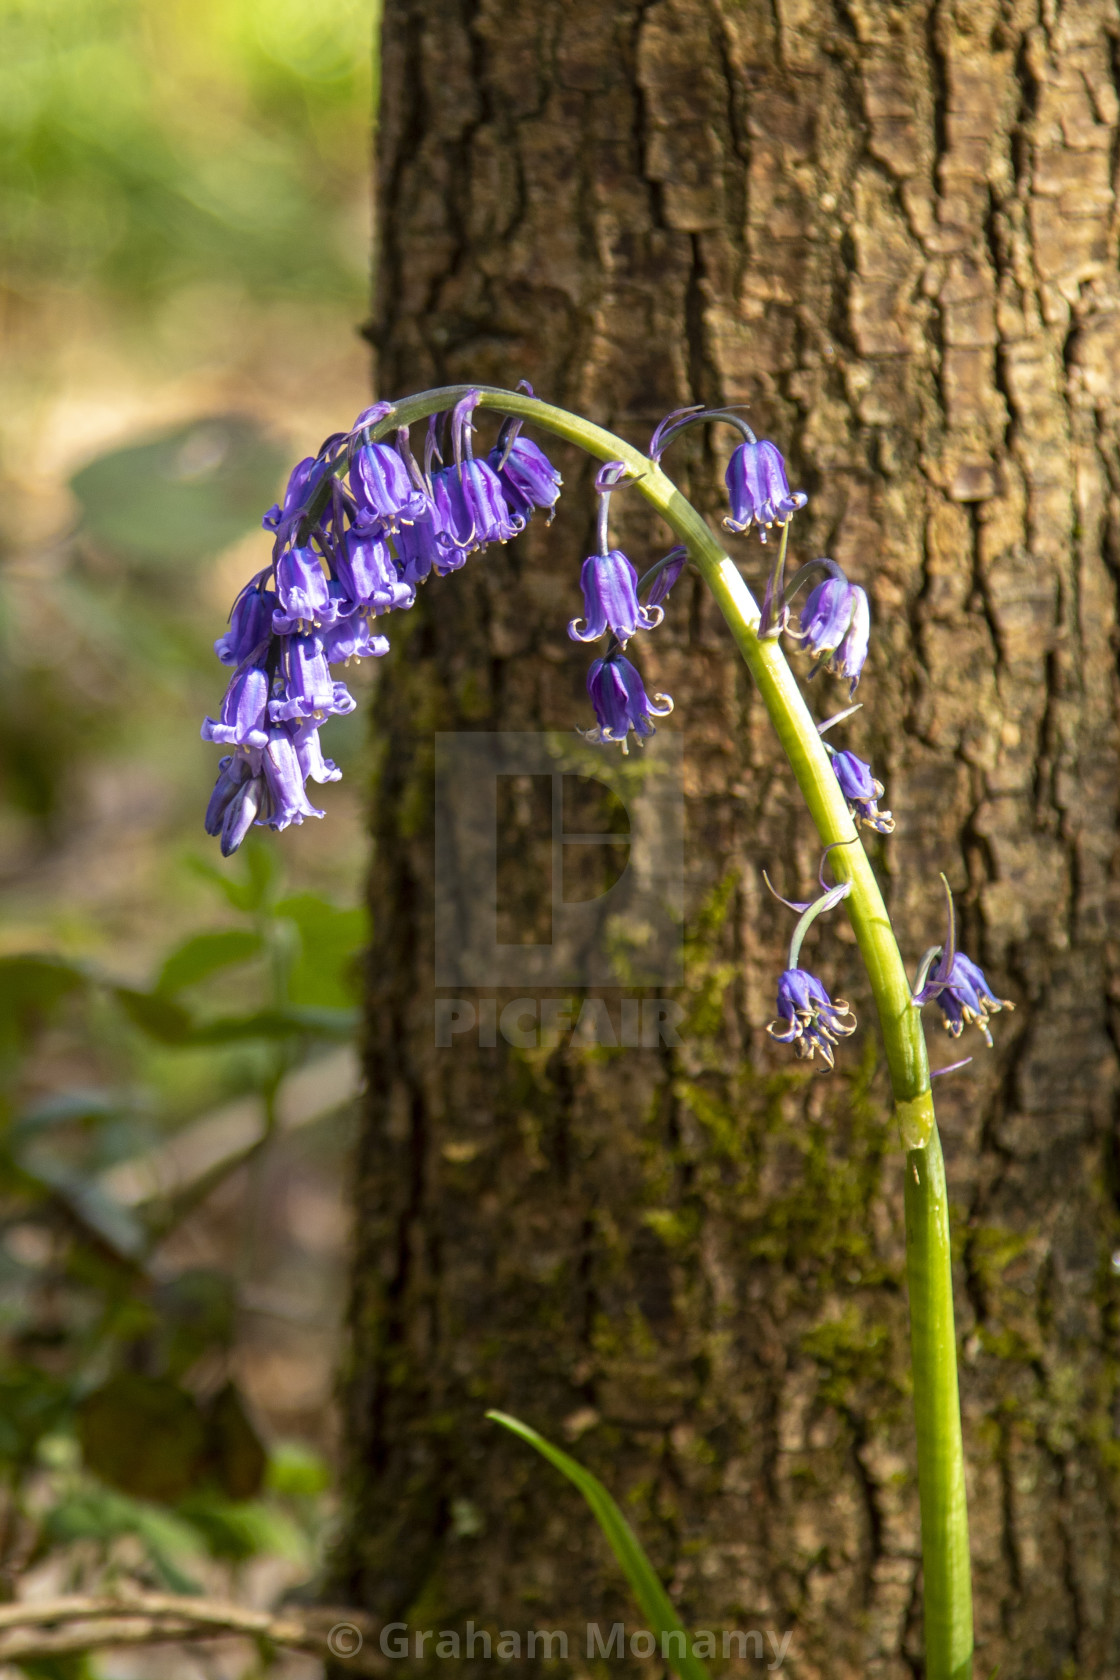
(368, 384), (973, 1678)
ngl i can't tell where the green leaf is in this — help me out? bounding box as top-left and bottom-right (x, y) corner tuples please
(77, 1375), (207, 1504)
(23, 1158), (147, 1260)
(188, 837), (280, 915)
(12, 1090), (119, 1137)
(42, 1486), (203, 1594)
(153, 927), (263, 987)
(487, 1411), (711, 1680)
(275, 893), (364, 1008)
(0, 1370), (73, 1461)
(155, 929), (263, 995)
(202, 1381), (267, 1501)
(112, 987), (195, 1045)
(186, 1005), (357, 1044)
(266, 1441), (331, 1499)
(69, 418), (286, 569)
(177, 1494), (304, 1565)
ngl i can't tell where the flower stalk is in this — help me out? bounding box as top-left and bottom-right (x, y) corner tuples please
(215, 382), (975, 1679)
(383, 385), (971, 1678)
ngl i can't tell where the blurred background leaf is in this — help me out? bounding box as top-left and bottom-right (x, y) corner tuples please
(69, 419), (287, 570)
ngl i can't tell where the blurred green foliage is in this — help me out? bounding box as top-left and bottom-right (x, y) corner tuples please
(0, 0), (375, 1630)
(0, 839), (362, 1606)
(69, 420), (288, 569)
(1, 0), (374, 306)
(0, 0), (377, 836)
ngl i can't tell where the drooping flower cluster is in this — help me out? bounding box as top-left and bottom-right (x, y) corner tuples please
(572, 463), (679, 753)
(203, 391), (561, 854)
(202, 381), (1014, 1079)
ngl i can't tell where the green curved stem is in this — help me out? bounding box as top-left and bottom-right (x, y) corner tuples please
(368, 384), (973, 1678)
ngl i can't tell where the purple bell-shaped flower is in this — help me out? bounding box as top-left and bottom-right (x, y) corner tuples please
(828, 748), (894, 833)
(912, 877), (1013, 1047)
(569, 550), (662, 644)
(768, 967), (856, 1068)
(798, 564), (870, 694)
(585, 651), (673, 753)
(201, 665), (271, 751)
(724, 440), (807, 540)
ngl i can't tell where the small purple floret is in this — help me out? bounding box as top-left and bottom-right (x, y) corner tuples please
(320, 614), (390, 664)
(585, 652), (673, 752)
(215, 577), (275, 665)
(914, 950), (1011, 1048)
(435, 459), (521, 551)
(335, 527), (414, 614)
(260, 726), (326, 831)
(270, 634), (356, 724)
(291, 721), (342, 785)
(274, 545), (332, 628)
(201, 665), (270, 751)
(724, 440), (807, 540)
(569, 550), (662, 644)
(350, 440), (426, 529)
(205, 754), (264, 857)
(768, 967), (856, 1067)
(489, 436), (562, 522)
(829, 748), (894, 833)
(645, 549), (688, 609)
(394, 509), (457, 583)
(263, 456), (330, 551)
(799, 575), (870, 695)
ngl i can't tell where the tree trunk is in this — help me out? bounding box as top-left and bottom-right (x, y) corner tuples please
(339, 3), (1120, 1676)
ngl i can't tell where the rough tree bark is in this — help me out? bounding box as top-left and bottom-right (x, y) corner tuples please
(339, 3), (1120, 1676)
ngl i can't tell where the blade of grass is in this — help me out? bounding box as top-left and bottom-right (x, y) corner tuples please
(487, 1411), (711, 1680)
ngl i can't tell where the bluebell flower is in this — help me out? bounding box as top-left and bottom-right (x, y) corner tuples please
(912, 878), (1013, 1047)
(569, 550), (662, 644)
(269, 634), (356, 724)
(393, 508), (455, 584)
(335, 526), (414, 614)
(799, 569), (870, 694)
(205, 754), (265, 857)
(274, 544), (332, 629)
(215, 576), (275, 666)
(584, 651), (673, 752)
(768, 967), (855, 1067)
(350, 439), (426, 530)
(263, 455), (331, 553)
(828, 748), (894, 833)
(260, 726), (326, 831)
(291, 721), (342, 785)
(320, 613), (390, 664)
(926, 954), (1010, 1046)
(433, 459), (520, 552)
(724, 440), (807, 540)
(644, 548), (688, 609)
(201, 664), (271, 751)
(489, 434), (562, 522)
(322, 611), (392, 661)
